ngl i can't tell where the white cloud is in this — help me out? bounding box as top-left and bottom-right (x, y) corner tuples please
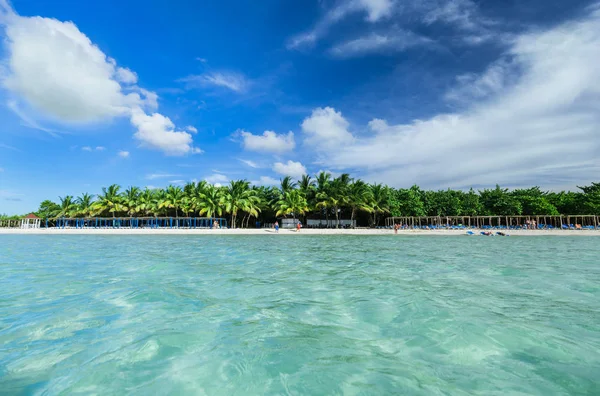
(239, 159), (260, 168)
(146, 173), (181, 180)
(205, 173), (228, 185)
(287, 0), (394, 49)
(81, 146), (92, 151)
(0, 4), (195, 155)
(180, 71), (248, 93)
(301, 107), (354, 149)
(252, 176), (279, 186)
(118, 150), (129, 158)
(192, 147), (203, 154)
(186, 125), (198, 133)
(2, 13), (139, 121)
(239, 130), (295, 153)
(169, 179), (186, 185)
(314, 8), (600, 189)
(329, 31), (434, 57)
(95, 146), (105, 151)
(130, 109), (194, 156)
(115, 67), (138, 84)
(196, 57), (207, 63)
(273, 160), (307, 179)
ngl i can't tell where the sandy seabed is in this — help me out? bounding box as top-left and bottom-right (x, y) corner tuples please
(1, 228), (599, 236)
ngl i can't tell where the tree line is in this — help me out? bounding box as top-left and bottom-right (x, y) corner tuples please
(11, 173), (600, 227)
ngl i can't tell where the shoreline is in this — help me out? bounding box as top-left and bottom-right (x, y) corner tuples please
(1, 228), (599, 236)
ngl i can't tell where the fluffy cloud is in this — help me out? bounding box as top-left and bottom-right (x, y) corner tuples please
(115, 67), (138, 84)
(301, 107), (354, 149)
(118, 150), (129, 158)
(0, 4), (195, 155)
(314, 7), (600, 189)
(251, 176), (279, 186)
(239, 130), (295, 153)
(273, 160), (307, 179)
(130, 109), (196, 156)
(205, 173), (228, 185)
(329, 31), (434, 58)
(186, 126), (198, 133)
(180, 71), (248, 93)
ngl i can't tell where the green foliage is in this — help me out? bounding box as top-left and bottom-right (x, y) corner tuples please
(479, 185), (522, 215)
(30, 177), (600, 227)
(35, 200), (61, 219)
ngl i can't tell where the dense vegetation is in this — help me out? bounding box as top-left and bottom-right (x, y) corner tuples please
(25, 173), (600, 227)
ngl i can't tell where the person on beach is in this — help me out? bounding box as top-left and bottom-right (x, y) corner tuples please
(274, 221), (279, 233)
(296, 222), (301, 232)
(394, 224), (399, 234)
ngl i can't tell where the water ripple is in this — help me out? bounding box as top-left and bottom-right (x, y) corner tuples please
(0, 235), (599, 395)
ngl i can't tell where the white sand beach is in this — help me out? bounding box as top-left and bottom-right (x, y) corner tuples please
(1, 228), (599, 236)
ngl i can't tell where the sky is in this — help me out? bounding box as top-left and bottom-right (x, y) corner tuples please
(0, 0), (599, 214)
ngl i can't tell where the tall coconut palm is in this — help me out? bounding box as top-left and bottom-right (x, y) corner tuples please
(348, 180), (373, 223)
(223, 180), (253, 228)
(298, 174), (316, 219)
(315, 171), (332, 224)
(94, 184), (123, 217)
(275, 190), (309, 221)
(57, 195), (77, 217)
(329, 174), (352, 228)
(123, 186), (141, 216)
(191, 181), (209, 215)
(370, 184), (390, 227)
(75, 193), (95, 217)
(240, 191), (262, 228)
(196, 184), (224, 219)
(137, 188), (157, 217)
(280, 176), (298, 195)
(160, 186), (185, 217)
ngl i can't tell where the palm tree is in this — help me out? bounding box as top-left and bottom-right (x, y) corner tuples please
(123, 186), (141, 216)
(370, 184), (390, 227)
(315, 171), (332, 225)
(160, 186), (185, 217)
(280, 176), (298, 194)
(275, 190), (309, 221)
(57, 195), (77, 217)
(348, 180), (373, 223)
(196, 184), (224, 219)
(223, 180), (253, 228)
(329, 174), (352, 228)
(94, 184), (123, 217)
(240, 191), (262, 228)
(137, 188), (157, 216)
(75, 193), (95, 217)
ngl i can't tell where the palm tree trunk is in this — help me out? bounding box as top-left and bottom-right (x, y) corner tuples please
(241, 215), (247, 229)
(335, 207), (339, 228)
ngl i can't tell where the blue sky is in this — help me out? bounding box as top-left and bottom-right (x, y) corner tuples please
(1, 0), (599, 214)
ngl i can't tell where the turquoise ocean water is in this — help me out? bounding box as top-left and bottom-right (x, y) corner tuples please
(1, 235), (599, 395)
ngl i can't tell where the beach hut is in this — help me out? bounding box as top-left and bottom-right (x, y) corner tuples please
(21, 213), (41, 229)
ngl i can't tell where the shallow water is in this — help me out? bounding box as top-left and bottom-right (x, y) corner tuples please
(1, 235), (599, 395)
